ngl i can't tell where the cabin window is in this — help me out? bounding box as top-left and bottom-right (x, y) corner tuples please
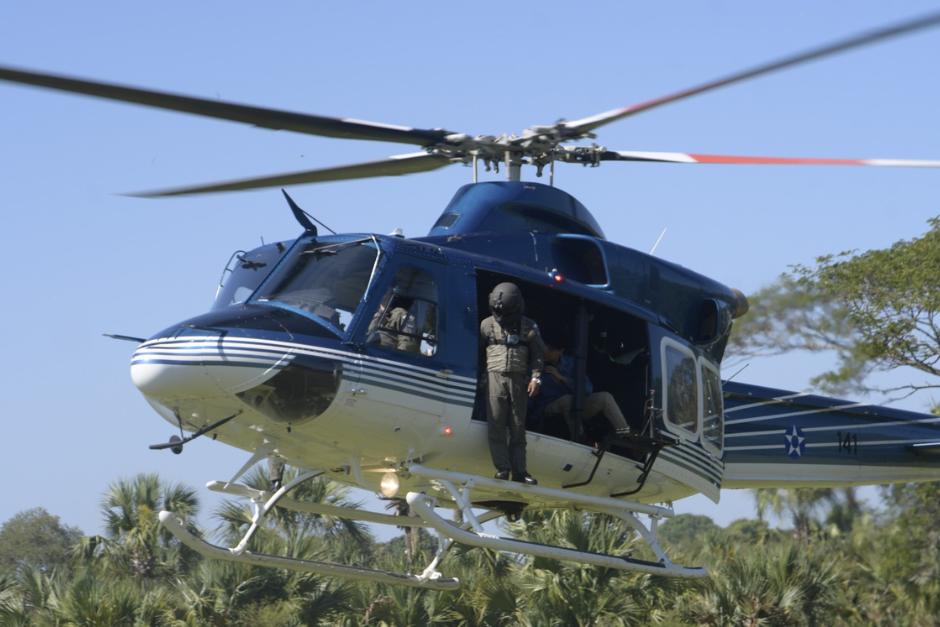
(432, 212), (460, 229)
(701, 358), (723, 453)
(367, 266), (439, 357)
(552, 236), (609, 286)
(662, 339), (699, 437)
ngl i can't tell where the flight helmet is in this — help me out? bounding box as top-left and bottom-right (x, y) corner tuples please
(489, 282), (524, 325)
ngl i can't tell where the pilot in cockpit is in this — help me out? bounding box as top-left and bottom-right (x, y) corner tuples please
(371, 295), (420, 353)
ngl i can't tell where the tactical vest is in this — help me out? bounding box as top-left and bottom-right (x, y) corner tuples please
(480, 316), (543, 374)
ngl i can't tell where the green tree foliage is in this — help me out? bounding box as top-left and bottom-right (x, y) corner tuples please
(678, 540), (841, 627)
(729, 216), (940, 399)
(658, 513), (721, 551)
(0, 507), (83, 575)
(5, 467), (940, 624)
(79, 472), (200, 582)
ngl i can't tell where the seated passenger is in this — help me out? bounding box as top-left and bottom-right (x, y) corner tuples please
(540, 341), (631, 439)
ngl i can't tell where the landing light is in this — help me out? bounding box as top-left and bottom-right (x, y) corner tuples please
(380, 472), (400, 498)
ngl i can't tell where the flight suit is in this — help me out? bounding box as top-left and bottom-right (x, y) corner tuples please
(480, 315), (544, 476)
(375, 306), (419, 353)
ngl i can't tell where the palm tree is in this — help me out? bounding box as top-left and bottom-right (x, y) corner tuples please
(434, 543), (524, 626)
(508, 509), (647, 626)
(53, 572), (140, 626)
(384, 498), (419, 564)
(0, 571), (30, 626)
(214, 467), (371, 564)
(194, 467), (361, 625)
(679, 539), (841, 627)
(81, 473), (199, 582)
(3, 564), (63, 626)
(754, 488), (836, 541)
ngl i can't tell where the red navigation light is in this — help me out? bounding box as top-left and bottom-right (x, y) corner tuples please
(442, 425), (454, 437)
(553, 272), (564, 284)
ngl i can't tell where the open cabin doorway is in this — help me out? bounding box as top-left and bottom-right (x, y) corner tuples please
(472, 270), (651, 450)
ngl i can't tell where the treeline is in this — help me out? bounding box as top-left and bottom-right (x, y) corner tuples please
(2, 469), (940, 626)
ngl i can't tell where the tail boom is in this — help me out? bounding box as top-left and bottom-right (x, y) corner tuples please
(721, 381), (940, 488)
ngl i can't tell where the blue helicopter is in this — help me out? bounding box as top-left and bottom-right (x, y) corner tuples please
(3, 12), (940, 590)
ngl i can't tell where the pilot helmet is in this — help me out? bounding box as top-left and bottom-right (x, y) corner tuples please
(489, 282), (524, 325)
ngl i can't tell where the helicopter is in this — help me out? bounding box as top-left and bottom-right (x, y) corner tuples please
(2, 11), (940, 591)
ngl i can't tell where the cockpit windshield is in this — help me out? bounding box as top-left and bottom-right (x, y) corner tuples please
(252, 237), (380, 333)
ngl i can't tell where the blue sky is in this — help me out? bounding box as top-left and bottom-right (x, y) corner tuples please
(1, 2), (938, 538)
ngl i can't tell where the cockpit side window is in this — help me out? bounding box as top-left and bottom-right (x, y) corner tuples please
(367, 266), (439, 357)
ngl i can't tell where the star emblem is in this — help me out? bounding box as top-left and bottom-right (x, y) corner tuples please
(784, 425), (806, 459)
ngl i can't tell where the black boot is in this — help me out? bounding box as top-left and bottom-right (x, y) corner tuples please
(494, 470), (510, 481)
(513, 472), (538, 486)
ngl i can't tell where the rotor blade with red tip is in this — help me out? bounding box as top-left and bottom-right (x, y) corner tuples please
(562, 10), (940, 136)
(0, 65), (451, 146)
(130, 152), (452, 197)
(595, 150), (940, 168)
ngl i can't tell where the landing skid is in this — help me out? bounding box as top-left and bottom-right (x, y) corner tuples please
(158, 511), (458, 590)
(159, 467), (460, 590)
(406, 464), (706, 579)
(157, 452), (705, 590)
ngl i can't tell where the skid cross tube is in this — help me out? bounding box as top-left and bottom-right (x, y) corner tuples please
(207, 480), (431, 528)
(231, 469), (324, 554)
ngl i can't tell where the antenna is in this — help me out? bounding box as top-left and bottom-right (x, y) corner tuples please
(649, 227), (667, 255)
(725, 362), (750, 382)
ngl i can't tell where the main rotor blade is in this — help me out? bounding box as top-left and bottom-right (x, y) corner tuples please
(593, 150), (940, 168)
(563, 10), (940, 135)
(131, 152), (452, 197)
(0, 65), (450, 145)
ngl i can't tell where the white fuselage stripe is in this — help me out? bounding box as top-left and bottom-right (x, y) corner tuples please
(136, 337), (476, 402)
(141, 335), (477, 386)
(725, 402), (870, 425)
(723, 392), (812, 413)
(726, 415), (940, 438)
(726, 437), (940, 452)
(131, 354), (292, 366)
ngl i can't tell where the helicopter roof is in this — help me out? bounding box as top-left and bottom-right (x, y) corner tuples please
(427, 181), (605, 239)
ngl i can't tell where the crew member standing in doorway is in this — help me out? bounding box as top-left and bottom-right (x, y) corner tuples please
(480, 282), (544, 485)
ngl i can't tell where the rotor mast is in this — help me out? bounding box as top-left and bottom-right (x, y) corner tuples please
(505, 150), (522, 182)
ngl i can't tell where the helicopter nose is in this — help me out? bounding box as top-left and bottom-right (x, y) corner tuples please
(130, 335), (294, 401)
(131, 331), (343, 426)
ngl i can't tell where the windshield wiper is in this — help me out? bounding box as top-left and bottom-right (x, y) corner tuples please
(237, 254), (268, 270)
(309, 248), (338, 258)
